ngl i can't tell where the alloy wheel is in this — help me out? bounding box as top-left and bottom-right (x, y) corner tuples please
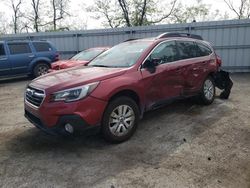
(108, 105), (135, 137)
(203, 79), (214, 101)
(37, 65), (49, 76)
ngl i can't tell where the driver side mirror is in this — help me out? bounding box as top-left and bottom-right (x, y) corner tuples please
(143, 58), (160, 73)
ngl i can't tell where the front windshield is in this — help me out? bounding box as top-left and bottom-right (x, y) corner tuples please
(71, 49), (105, 61)
(88, 41), (152, 68)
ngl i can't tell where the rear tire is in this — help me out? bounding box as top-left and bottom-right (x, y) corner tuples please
(33, 63), (49, 77)
(199, 76), (215, 105)
(101, 97), (140, 143)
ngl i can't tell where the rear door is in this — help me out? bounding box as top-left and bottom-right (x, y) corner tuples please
(176, 40), (203, 95)
(0, 43), (10, 76)
(194, 42), (214, 89)
(7, 42), (35, 75)
(141, 40), (183, 109)
(32, 42), (55, 62)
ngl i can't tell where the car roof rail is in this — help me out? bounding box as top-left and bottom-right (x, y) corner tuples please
(3, 38), (47, 42)
(156, 32), (203, 40)
(123, 38), (140, 42)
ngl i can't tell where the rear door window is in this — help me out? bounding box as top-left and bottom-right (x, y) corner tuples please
(196, 42), (212, 57)
(149, 41), (179, 64)
(33, 42), (52, 52)
(176, 41), (197, 60)
(0, 44), (5, 56)
(8, 43), (32, 55)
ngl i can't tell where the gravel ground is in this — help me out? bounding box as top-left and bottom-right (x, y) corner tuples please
(0, 74), (249, 188)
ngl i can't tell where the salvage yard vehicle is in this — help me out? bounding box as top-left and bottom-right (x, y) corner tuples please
(0, 40), (59, 78)
(49, 47), (110, 72)
(24, 32), (231, 143)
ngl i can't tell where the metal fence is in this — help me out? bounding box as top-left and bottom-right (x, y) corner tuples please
(1, 19), (250, 72)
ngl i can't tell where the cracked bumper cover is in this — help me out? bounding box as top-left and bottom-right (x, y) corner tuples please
(214, 70), (233, 99)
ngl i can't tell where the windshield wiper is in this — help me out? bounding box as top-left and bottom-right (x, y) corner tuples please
(91, 65), (111, 67)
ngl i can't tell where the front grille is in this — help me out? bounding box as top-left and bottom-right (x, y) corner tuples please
(25, 86), (45, 107)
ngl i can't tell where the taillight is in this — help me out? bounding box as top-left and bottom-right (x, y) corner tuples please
(216, 55), (222, 67)
(51, 64), (60, 70)
(55, 65), (60, 70)
(55, 53), (60, 61)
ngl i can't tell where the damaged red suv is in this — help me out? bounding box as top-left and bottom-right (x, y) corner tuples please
(25, 33), (222, 142)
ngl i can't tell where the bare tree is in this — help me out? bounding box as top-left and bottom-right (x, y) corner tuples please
(0, 12), (10, 35)
(147, 0), (178, 24)
(118, 0), (178, 26)
(30, 0), (40, 32)
(223, 0), (250, 19)
(87, 0), (124, 28)
(117, 0), (131, 26)
(168, 0), (228, 23)
(171, 1), (209, 23)
(137, 0), (147, 25)
(89, 0), (178, 28)
(10, 0), (22, 33)
(50, 0), (70, 30)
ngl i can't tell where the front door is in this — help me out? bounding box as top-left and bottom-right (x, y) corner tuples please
(140, 41), (184, 110)
(175, 40), (201, 94)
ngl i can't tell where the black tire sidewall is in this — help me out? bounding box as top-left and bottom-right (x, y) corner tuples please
(101, 97), (140, 143)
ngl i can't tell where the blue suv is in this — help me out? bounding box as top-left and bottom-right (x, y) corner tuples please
(0, 40), (59, 78)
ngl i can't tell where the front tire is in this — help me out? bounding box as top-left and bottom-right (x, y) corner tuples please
(199, 76), (215, 105)
(101, 97), (140, 143)
(33, 63), (49, 77)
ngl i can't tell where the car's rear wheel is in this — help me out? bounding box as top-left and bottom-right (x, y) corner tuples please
(33, 63), (49, 77)
(199, 76), (215, 105)
(101, 97), (140, 143)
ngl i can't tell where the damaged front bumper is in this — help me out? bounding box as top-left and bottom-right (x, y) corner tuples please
(214, 70), (233, 99)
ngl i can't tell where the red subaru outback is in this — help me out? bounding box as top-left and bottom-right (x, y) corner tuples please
(24, 33), (221, 142)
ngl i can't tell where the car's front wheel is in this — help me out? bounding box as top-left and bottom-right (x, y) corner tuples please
(101, 97), (140, 143)
(33, 63), (49, 77)
(199, 76), (215, 105)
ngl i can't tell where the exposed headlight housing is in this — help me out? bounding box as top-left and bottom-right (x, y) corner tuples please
(50, 82), (99, 102)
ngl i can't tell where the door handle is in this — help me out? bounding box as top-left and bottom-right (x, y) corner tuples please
(29, 55), (35, 58)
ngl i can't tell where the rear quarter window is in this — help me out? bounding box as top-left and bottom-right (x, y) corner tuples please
(196, 42), (212, 57)
(8, 43), (32, 55)
(0, 44), (5, 56)
(176, 41), (197, 60)
(33, 42), (52, 52)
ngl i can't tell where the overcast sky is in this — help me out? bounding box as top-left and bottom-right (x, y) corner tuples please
(0, 0), (240, 30)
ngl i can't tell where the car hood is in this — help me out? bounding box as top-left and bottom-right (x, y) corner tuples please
(30, 66), (127, 92)
(51, 60), (89, 69)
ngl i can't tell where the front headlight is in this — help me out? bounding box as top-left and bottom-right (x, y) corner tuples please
(50, 82), (99, 102)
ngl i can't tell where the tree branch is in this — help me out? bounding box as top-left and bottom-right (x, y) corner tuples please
(117, 0), (131, 26)
(223, 0), (242, 19)
(139, 0), (147, 25)
(149, 0), (178, 24)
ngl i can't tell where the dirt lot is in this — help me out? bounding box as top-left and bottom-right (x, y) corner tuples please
(0, 74), (249, 188)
